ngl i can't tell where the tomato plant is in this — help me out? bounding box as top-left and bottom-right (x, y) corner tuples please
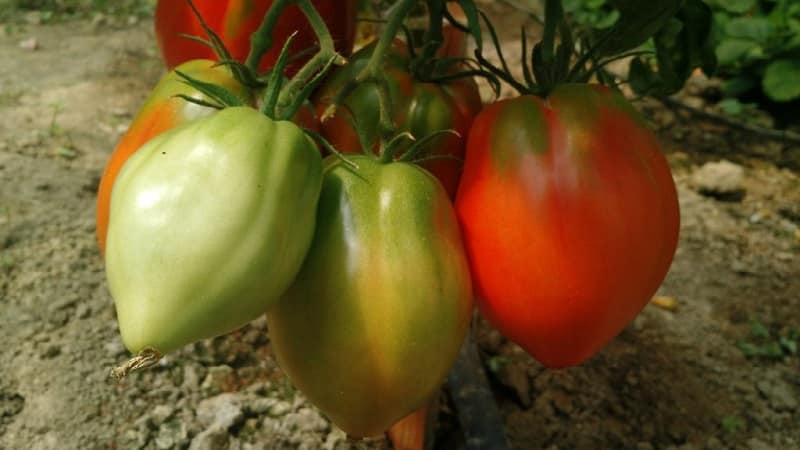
(456, 84), (680, 367)
(266, 155), (473, 437)
(313, 40), (482, 198)
(155, 0), (357, 73)
(95, 59), (253, 254)
(106, 107), (322, 355)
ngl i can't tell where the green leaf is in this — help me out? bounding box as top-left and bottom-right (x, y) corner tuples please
(718, 98), (744, 115)
(722, 75), (757, 96)
(713, 0), (755, 14)
(631, 0), (717, 96)
(724, 17), (774, 42)
(597, 0), (683, 55)
(763, 59), (800, 101)
(716, 39), (763, 66)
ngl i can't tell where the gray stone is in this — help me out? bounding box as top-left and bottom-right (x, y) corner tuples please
(691, 160), (746, 201)
(201, 365), (234, 395)
(269, 400), (292, 417)
(150, 404), (175, 426)
(249, 397), (277, 415)
(756, 379), (798, 412)
(154, 420), (188, 449)
(282, 407), (329, 433)
(196, 393), (244, 430)
(747, 437), (772, 450)
(189, 427), (229, 450)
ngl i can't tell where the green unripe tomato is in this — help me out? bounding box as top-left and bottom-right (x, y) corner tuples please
(266, 155), (473, 438)
(106, 107), (322, 355)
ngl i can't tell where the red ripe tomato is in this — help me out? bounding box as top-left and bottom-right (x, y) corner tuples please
(155, 0), (357, 73)
(456, 84), (680, 368)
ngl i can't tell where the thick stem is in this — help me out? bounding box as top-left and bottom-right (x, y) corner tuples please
(360, 0), (418, 147)
(246, 0), (293, 72)
(275, 0), (343, 120)
(421, 0), (446, 61)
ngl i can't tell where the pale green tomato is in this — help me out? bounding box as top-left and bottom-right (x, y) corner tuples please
(106, 107), (322, 355)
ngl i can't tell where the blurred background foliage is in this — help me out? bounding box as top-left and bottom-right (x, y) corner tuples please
(2, 0), (798, 127)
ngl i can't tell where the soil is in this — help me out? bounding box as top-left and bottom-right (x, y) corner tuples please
(1, 3), (799, 450)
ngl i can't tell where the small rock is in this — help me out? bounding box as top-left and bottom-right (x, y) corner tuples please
(189, 427), (229, 450)
(19, 37), (39, 51)
(122, 428), (149, 450)
(691, 160), (746, 201)
(154, 420), (188, 449)
(150, 405), (175, 426)
(283, 408), (329, 433)
(756, 379), (798, 412)
(269, 400), (291, 417)
(201, 365), (235, 394)
(249, 397), (277, 415)
(196, 393), (244, 430)
(549, 391), (574, 416)
(497, 363), (532, 407)
(747, 438), (772, 450)
(40, 344), (61, 359)
(636, 443), (654, 450)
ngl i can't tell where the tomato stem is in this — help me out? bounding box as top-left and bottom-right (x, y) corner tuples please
(246, 0), (293, 73)
(261, 32), (297, 117)
(322, 0), (417, 146)
(275, 0), (345, 120)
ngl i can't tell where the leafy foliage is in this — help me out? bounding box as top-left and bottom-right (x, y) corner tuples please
(710, 0), (800, 103)
(737, 320), (799, 361)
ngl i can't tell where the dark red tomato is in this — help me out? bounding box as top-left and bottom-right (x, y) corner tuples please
(313, 40), (482, 198)
(456, 84), (680, 368)
(155, 0), (357, 73)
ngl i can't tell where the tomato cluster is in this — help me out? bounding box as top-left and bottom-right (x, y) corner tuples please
(100, 0), (679, 441)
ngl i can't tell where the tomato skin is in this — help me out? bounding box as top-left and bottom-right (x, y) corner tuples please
(95, 60), (252, 254)
(313, 41), (482, 198)
(155, 0), (357, 73)
(106, 107), (322, 354)
(456, 84), (680, 368)
(266, 156), (473, 437)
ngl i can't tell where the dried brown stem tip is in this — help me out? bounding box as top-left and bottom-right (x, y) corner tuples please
(110, 348), (164, 380)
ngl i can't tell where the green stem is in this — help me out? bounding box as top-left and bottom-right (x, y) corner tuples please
(274, 0), (343, 120)
(541, 0), (564, 63)
(358, 0), (418, 144)
(421, 0), (446, 62)
(261, 32), (297, 117)
(246, 0), (293, 72)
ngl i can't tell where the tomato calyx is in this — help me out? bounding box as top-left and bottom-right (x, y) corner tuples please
(475, 0), (714, 98)
(178, 0), (344, 123)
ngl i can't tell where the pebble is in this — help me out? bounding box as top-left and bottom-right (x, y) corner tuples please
(201, 365), (234, 394)
(154, 420), (188, 449)
(756, 378), (798, 412)
(269, 400), (292, 417)
(282, 408), (329, 433)
(189, 427), (229, 450)
(747, 437), (772, 450)
(150, 404), (175, 426)
(19, 37), (39, 51)
(249, 397), (277, 415)
(691, 160), (746, 201)
(196, 393), (244, 430)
